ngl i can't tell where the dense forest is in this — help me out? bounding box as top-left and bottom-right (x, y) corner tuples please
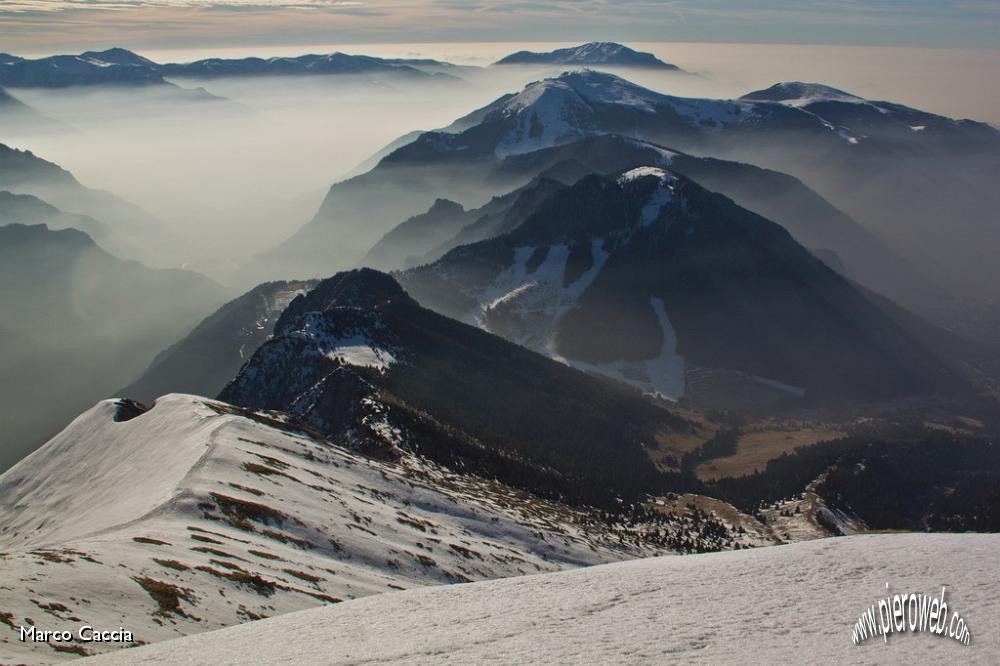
(706, 423), (1000, 532)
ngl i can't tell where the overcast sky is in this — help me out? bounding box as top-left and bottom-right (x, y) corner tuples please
(3, 0), (999, 55)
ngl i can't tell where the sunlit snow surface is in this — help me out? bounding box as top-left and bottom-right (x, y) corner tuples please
(86, 533), (1000, 665)
(2, 394), (755, 664)
(491, 70), (760, 157)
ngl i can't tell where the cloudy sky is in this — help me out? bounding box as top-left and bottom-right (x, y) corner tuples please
(3, 0), (999, 55)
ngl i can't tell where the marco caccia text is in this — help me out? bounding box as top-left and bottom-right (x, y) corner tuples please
(20, 625), (134, 643)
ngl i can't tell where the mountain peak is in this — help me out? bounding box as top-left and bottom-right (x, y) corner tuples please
(80, 47), (156, 67)
(274, 269), (408, 334)
(0, 221), (97, 251)
(740, 82), (864, 105)
(428, 198), (464, 215)
(495, 42), (680, 70)
(484, 70), (671, 157)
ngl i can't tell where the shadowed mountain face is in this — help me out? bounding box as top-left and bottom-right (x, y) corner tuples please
(360, 198), (468, 271)
(495, 42), (681, 70)
(0, 87), (63, 134)
(257, 70), (999, 307)
(0, 144), (166, 255)
(0, 190), (106, 242)
(0, 143), (172, 265)
(366, 135), (927, 307)
(399, 168), (964, 403)
(220, 269), (694, 505)
(0, 223), (223, 472)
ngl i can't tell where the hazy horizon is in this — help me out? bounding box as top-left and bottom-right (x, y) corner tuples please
(3, 0), (998, 52)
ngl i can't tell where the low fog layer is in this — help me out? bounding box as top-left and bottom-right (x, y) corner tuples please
(3, 42), (996, 286)
(146, 41), (1000, 125)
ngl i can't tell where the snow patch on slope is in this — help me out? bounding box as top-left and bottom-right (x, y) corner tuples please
(473, 241), (610, 352)
(288, 312), (396, 370)
(494, 80), (596, 158)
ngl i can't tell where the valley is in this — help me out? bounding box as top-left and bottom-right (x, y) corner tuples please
(0, 34), (997, 665)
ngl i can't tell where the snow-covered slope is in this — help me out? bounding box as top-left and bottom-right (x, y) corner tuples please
(473, 70), (757, 158)
(85, 533), (1000, 664)
(0, 393), (762, 664)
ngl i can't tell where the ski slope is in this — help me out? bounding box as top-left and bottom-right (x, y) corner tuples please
(85, 533), (1000, 665)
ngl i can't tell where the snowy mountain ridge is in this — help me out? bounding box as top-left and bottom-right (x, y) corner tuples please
(483, 70), (758, 156)
(2, 392), (766, 663)
(432, 69), (999, 164)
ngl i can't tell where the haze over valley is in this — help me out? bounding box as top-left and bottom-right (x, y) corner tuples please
(1, 15), (999, 664)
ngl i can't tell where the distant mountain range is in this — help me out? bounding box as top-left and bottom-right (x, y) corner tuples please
(252, 69), (999, 314)
(0, 47), (465, 88)
(0, 142), (174, 266)
(361, 134), (929, 308)
(160, 52), (462, 83)
(0, 48), (165, 87)
(0, 190), (106, 239)
(495, 42), (682, 70)
(0, 43), (684, 90)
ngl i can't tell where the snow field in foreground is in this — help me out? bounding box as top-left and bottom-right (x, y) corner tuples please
(85, 533), (1000, 665)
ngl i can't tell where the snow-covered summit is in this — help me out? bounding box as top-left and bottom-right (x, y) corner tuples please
(79, 48), (158, 68)
(495, 42), (681, 71)
(496, 69), (682, 117)
(741, 81), (866, 106)
(618, 165), (675, 184)
(484, 70), (754, 156)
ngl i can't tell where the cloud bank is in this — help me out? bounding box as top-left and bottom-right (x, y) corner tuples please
(2, 0), (998, 54)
